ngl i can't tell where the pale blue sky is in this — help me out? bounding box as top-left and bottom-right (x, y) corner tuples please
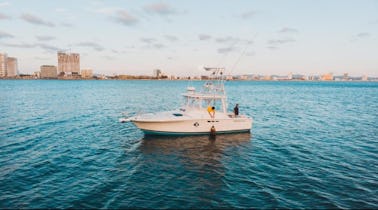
(0, 0), (377, 76)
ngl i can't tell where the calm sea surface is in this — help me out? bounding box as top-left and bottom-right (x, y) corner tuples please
(0, 80), (377, 208)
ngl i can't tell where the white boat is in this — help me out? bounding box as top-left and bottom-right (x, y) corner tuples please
(126, 67), (253, 135)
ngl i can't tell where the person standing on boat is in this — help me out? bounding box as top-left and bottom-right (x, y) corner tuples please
(207, 106), (215, 118)
(234, 104), (239, 117)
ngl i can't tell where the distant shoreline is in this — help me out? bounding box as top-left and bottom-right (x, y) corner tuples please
(1, 78), (377, 82)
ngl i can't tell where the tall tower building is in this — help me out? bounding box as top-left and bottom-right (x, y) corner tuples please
(0, 53), (7, 77)
(6, 57), (18, 77)
(57, 51), (80, 75)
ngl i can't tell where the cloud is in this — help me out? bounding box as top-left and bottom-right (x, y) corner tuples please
(37, 43), (63, 52)
(198, 34), (211, 41)
(77, 42), (105, 51)
(140, 39), (165, 49)
(240, 10), (257, 19)
(61, 22), (74, 27)
(1, 43), (35, 48)
(0, 30), (14, 39)
(144, 2), (176, 15)
(278, 27), (298, 33)
(113, 10), (138, 26)
(246, 40), (254, 44)
(55, 8), (67, 13)
(267, 38), (295, 45)
(217, 47), (235, 54)
(266, 38), (295, 50)
(103, 56), (115, 60)
(215, 36), (238, 43)
(356, 32), (370, 38)
(125, 45), (136, 49)
(0, 12), (11, 20)
(350, 32), (371, 42)
(94, 7), (121, 15)
(267, 46), (278, 50)
(36, 35), (56, 41)
(34, 56), (50, 60)
(140, 37), (156, 44)
(245, 51), (255, 56)
(0, 2), (10, 7)
(21, 13), (55, 27)
(164, 35), (178, 42)
(1, 41), (63, 51)
(153, 43), (165, 49)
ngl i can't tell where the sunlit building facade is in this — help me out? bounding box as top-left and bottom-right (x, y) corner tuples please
(0, 54), (18, 77)
(0, 53), (7, 77)
(40, 65), (57, 78)
(321, 73), (334, 81)
(6, 57), (18, 77)
(57, 52), (80, 75)
(81, 69), (93, 78)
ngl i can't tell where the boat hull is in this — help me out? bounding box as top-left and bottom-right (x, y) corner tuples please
(131, 118), (252, 136)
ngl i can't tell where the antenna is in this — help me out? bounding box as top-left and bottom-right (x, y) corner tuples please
(229, 34), (257, 76)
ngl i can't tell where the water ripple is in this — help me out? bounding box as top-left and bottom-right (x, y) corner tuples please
(1, 80), (377, 208)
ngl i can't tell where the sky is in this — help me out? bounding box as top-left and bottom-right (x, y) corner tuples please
(0, 0), (377, 77)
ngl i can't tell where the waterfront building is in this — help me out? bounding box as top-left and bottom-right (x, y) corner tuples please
(6, 57), (18, 77)
(57, 51), (80, 75)
(240, 75), (248, 80)
(343, 73), (349, 81)
(288, 72), (293, 80)
(34, 71), (40, 78)
(0, 53), (7, 77)
(40, 65), (57, 78)
(153, 69), (162, 78)
(225, 75), (233, 80)
(0, 54), (18, 77)
(81, 69), (93, 78)
(321, 73), (333, 81)
(263, 75), (272, 80)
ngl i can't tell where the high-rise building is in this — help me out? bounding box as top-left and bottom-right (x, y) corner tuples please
(40, 65), (57, 78)
(57, 51), (80, 75)
(0, 53), (7, 77)
(6, 57), (18, 77)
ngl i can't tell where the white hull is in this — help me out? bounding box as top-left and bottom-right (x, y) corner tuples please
(131, 112), (252, 135)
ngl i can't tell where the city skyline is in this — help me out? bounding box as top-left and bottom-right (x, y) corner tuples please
(0, 0), (377, 77)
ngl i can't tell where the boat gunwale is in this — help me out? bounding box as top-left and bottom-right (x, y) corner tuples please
(131, 115), (252, 123)
(141, 128), (251, 136)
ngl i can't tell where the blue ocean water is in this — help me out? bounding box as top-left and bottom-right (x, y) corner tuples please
(0, 80), (377, 208)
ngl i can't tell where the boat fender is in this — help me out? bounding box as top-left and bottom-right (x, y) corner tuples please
(210, 126), (216, 136)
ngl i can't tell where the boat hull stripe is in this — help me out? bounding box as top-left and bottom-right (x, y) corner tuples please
(141, 129), (251, 136)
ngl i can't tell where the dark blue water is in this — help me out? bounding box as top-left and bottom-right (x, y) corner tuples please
(1, 80), (377, 208)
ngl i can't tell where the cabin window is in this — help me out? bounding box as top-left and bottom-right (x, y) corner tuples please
(173, 113), (183, 117)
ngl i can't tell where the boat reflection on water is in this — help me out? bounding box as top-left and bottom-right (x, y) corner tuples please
(140, 132), (252, 157)
(136, 133), (252, 207)
(116, 133), (253, 208)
